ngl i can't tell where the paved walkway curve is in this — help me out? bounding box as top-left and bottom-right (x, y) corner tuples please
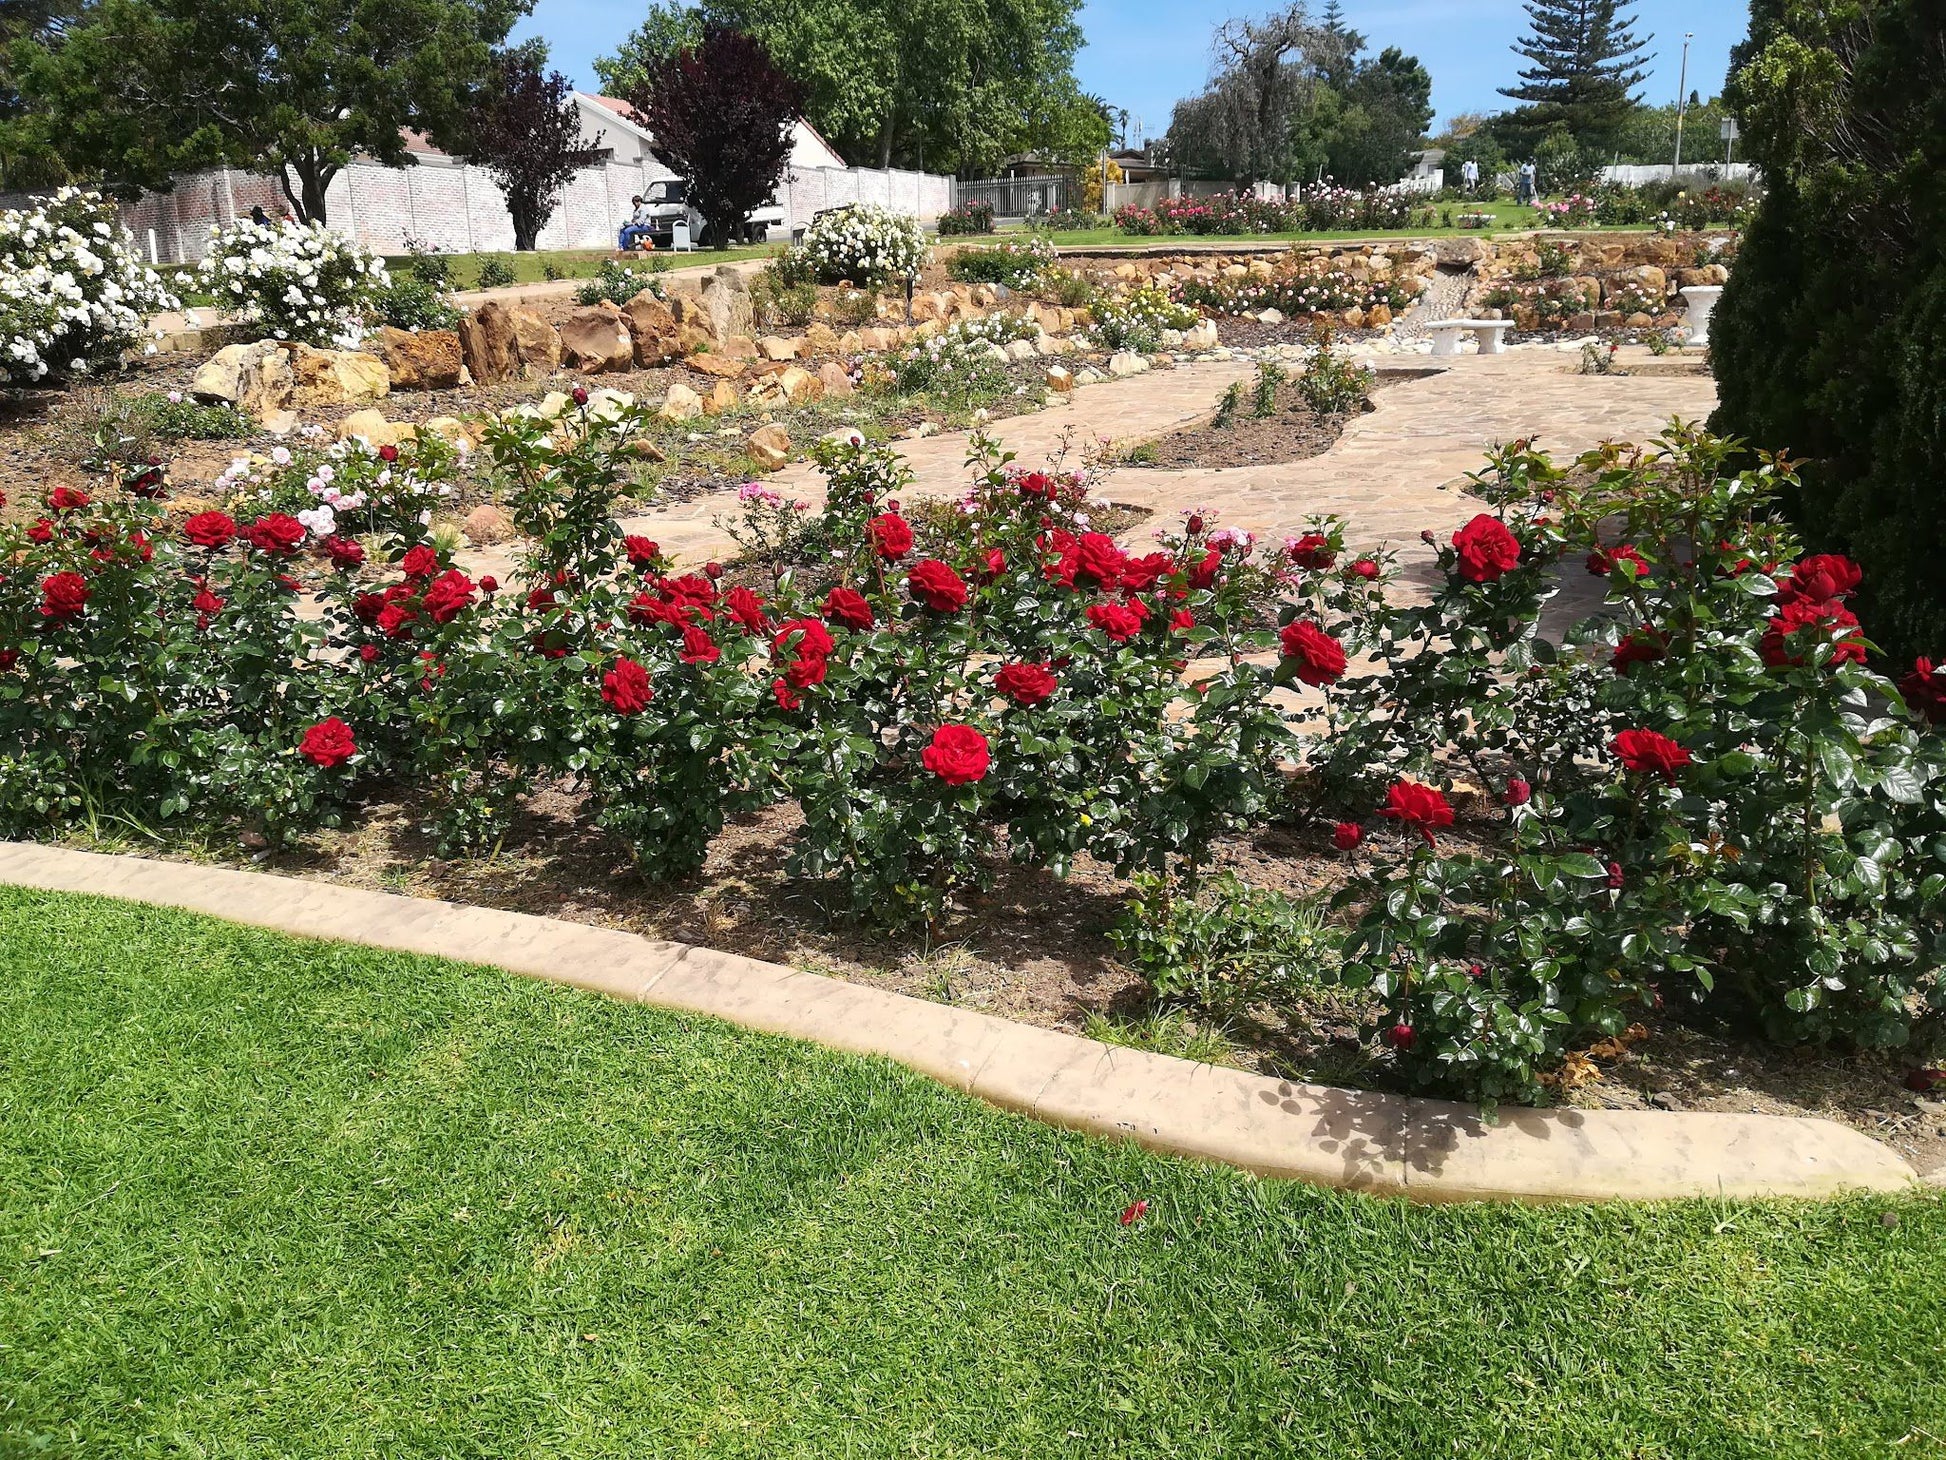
(614, 350), (1717, 569)
(0, 842), (1913, 1203)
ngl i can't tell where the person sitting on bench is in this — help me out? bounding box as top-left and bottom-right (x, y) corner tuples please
(617, 197), (653, 250)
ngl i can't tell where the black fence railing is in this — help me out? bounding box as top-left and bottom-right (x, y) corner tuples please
(955, 175), (1073, 219)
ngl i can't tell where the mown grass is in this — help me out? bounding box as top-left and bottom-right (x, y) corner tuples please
(1, 886), (1940, 1458)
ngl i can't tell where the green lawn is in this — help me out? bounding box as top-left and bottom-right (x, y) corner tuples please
(1, 887), (1940, 1458)
(398, 245), (786, 292)
(993, 199), (1555, 248)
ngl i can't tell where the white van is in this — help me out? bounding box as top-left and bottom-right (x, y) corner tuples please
(638, 179), (788, 249)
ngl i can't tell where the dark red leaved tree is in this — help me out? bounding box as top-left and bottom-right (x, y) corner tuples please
(627, 27), (801, 249)
(465, 52), (607, 251)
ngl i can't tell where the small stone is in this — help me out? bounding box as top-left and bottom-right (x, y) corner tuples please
(660, 382), (704, 421)
(1044, 364), (1074, 393)
(704, 379), (741, 415)
(462, 504), (516, 546)
(1107, 351), (1149, 378)
(746, 423), (791, 471)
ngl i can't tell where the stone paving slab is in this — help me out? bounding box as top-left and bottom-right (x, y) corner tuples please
(0, 842), (1914, 1203)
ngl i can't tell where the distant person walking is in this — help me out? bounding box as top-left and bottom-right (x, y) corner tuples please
(1516, 160), (1538, 205)
(1460, 158), (1479, 194)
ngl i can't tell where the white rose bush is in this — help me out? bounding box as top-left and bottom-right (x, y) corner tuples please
(0, 188), (178, 386)
(800, 203), (929, 285)
(196, 218), (390, 347)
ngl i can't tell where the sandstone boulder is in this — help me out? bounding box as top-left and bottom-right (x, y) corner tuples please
(660, 382), (704, 421)
(704, 379), (741, 415)
(507, 306), (560, 375)
(189, 341), (293, 417)
(688, 352), (749, 380)
(817, 361), (854, 398)
(701, 275), (754, 344)
(804, 322), (841, 356)
(759, 334), (803, 362)
(1045, 364), (1074, 393)
(1107, 352), (1149, 378)
(746, 423), (791, 471)
(458, 302), (520, 384)
(559, 302), (636, 373)
(335, 408), (414, 447)
(372, 326), (463, 391)
(463, 504), (516, 546)
(288, 345), (389, 408)
(778, 365), (823, 405)
(622, 289), (681, 366)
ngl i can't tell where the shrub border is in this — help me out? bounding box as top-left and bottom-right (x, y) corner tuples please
(0, 842), (1915, 1203)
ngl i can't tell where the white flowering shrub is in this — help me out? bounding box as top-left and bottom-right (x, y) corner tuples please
(1080, 285), (1200, 353)
(0, 189), (178, 386)
(197, 219), (390, 347)
(889, 329), (1013, 403)
(801, 203), (929, 285)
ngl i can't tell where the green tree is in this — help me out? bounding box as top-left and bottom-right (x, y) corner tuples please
(1710, 0), (1946, 661)
(597, 0), (1096, 176)
(1498, 0), (1653, 147)
(462, 48), (607, 251)
(12, 0), (528, 223)
(590, 2), (705, 94)
(1325, 45), (1433, 185)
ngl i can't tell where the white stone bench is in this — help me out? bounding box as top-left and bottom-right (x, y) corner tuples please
(1423, 319), (1515, 357)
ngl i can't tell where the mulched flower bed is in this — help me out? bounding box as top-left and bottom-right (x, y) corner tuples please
(1114, 378), (1387, 472)
(60, 795), (1946, 1178)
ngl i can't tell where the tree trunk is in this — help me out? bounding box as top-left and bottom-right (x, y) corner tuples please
(510, 192), (540, 251)
(280, 151), (336, 226)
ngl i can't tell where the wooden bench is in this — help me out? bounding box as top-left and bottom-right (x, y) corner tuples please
(1422, 319), (1515, 357)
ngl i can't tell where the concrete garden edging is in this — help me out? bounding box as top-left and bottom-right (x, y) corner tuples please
(0, 842), (1917, 1202)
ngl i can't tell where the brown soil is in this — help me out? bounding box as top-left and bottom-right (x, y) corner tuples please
(1115, 379), (1368, 471)
(59, 786), (1946, 1178)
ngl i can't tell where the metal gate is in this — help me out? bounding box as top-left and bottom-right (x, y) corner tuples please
(956, 175), (1072, 219)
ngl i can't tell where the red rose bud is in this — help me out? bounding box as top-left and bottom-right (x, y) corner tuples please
(1332, 821), (1362, 851)
(1420, 528), (1436, 544)
(1503, 777), (1532, 806)
(1386, 1022), (1416, 1051)
(378, 443), (399, 463)
(479, 576), (498, 593)
(705, 561), (723, 580)
(572, 386), (589, 406)
(1607, 861), (1625, 890)
(1119, 1199), (1149, 1227)
(1186, 514), (1204, 535)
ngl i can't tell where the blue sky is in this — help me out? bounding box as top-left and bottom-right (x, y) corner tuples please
(517, 0), (1748, 138)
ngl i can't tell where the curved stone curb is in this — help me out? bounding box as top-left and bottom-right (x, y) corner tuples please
(0, 843), (1916, 1202)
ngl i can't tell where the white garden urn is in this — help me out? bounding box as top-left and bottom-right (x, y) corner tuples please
(1680, 285), (1725, 348)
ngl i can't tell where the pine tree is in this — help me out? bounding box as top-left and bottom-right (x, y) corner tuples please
(1498, 0), (1652, 146)
(1318, 0), (1365, 89)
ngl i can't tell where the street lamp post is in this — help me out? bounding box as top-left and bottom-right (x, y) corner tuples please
(1672, 32), (1694, 173)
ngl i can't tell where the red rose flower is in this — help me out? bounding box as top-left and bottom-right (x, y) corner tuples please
(773, 619), (835, 661)
(320, 535), (365, 570)
(823, 585), (875, 630)
(39, 571), (90, 621)
(480, 576), (498, 594)
(1348, 558), (1380, 580)
(1451, 514), (1521, 583)
(679, 626), (721, 665)
(623, 535), (662, 569)
(1587, 544), (1650, 578)
(358, 643), (380, 663)
(0, 650), (18, 671)
(908, 558), (969, 612)
(868, 513), (914, 559)
(1385, 1022), (1416, 1051)
(771, 677), (801, 710)
(420, 570), (476, 624)
(298, 717), (356, 768)
(1610, 627), (1667, 674)
(1761, 598), (1865, 669)
(1119, 552), (1172, 592)
(1503, 777), (1532, 807)
(1087, 601), (1145, 643)
(1332, 821), (1363, 851)
(784, 653), (827, 688)
(1900, 659), (1946, 724)
(26, 518), (54, 544)
(1612, 728), (1691, 783)
(1287, 533), (1336, 571)
(1170, 608), (1195, 632)
(601, 656), (654, 714)
(191, 586), (225, 628)
(1075, 532), (1128, 587)
(1379, 780), (1455, 845)
(980, 547), (1007, 581)
(922, 724), (991, 785)
(399, 544), (440, 580)
(242, 514), (305, 556)
(1776, 553), (1862, 607)
(376, 601), (418, 638)
(377, 443), (399, 463)
(47, 486), (90, 512)
(725, 585), (770, 633)
(995, 661), (1057, 706)
(183, 511), (238, 549)
(1279, 620), (1347, 686)
(1186, 546), (1223, 590)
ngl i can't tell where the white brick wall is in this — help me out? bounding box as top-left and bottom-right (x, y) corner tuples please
(76, 155), (955, 265)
